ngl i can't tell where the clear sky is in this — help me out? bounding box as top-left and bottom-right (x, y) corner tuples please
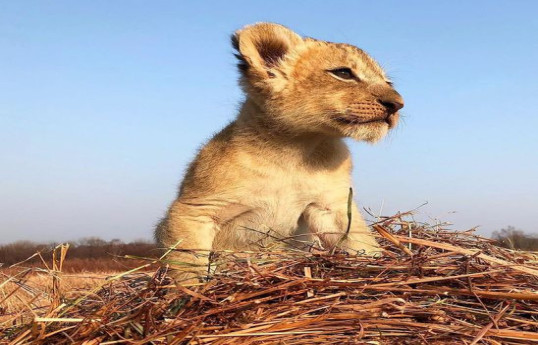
(1, 1), (537, 243)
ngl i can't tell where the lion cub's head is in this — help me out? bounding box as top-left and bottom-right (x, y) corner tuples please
(232, 23), (404, 143)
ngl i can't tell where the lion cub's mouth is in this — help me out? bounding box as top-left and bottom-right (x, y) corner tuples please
(334, 116), (389, 125)
(333, 113), (398, 128)
(333, 101), (398, 128)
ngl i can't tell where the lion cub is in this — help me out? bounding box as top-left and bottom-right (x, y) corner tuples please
(156, 23), (404, 284)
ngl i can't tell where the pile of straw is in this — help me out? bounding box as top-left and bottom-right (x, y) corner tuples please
(2, 213), (538, 344)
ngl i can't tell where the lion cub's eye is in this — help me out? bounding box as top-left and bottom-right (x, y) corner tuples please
(328, 68), (355, 80)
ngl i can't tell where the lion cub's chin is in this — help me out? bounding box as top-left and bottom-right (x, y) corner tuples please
(340, 123), (390, 143)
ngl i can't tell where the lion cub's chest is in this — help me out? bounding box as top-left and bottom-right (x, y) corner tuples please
(218, 171), (346, 247)
(251, 180), (313, 229)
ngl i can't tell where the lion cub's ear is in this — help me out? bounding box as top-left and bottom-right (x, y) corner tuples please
(232, 23), (303, 82)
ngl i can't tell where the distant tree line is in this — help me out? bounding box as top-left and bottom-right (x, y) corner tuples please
(0, 237), (159, 272)
(492, 226), (538, 251)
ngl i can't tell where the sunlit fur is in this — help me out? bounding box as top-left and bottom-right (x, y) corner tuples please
(156, 23), (404, 285)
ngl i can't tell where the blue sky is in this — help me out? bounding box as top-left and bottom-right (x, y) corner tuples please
(1, 1), (537, 243)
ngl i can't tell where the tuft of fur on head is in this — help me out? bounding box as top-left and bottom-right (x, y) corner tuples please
(231, 22), (404, 143)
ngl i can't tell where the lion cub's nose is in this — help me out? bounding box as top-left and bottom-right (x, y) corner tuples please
(378, 91), (404, 114)
(380, 100), (404, 113)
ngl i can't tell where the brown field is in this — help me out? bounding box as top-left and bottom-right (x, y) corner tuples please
(0, 248), (159, 328)
(1, 270), (111, 323)
(1, 239), (160, 330)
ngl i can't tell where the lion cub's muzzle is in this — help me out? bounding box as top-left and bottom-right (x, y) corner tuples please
(334, 90), (404, 129)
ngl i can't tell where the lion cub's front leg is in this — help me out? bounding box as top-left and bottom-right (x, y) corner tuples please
(155, 202), (217, 286)
(302, 201), (382, 256)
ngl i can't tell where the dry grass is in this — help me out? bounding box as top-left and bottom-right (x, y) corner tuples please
(2, 212), (538, 344)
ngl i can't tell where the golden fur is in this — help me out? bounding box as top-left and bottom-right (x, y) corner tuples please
(155, 23), (404, 284)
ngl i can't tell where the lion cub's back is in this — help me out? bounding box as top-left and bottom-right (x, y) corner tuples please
(178, 122), (239, 198)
